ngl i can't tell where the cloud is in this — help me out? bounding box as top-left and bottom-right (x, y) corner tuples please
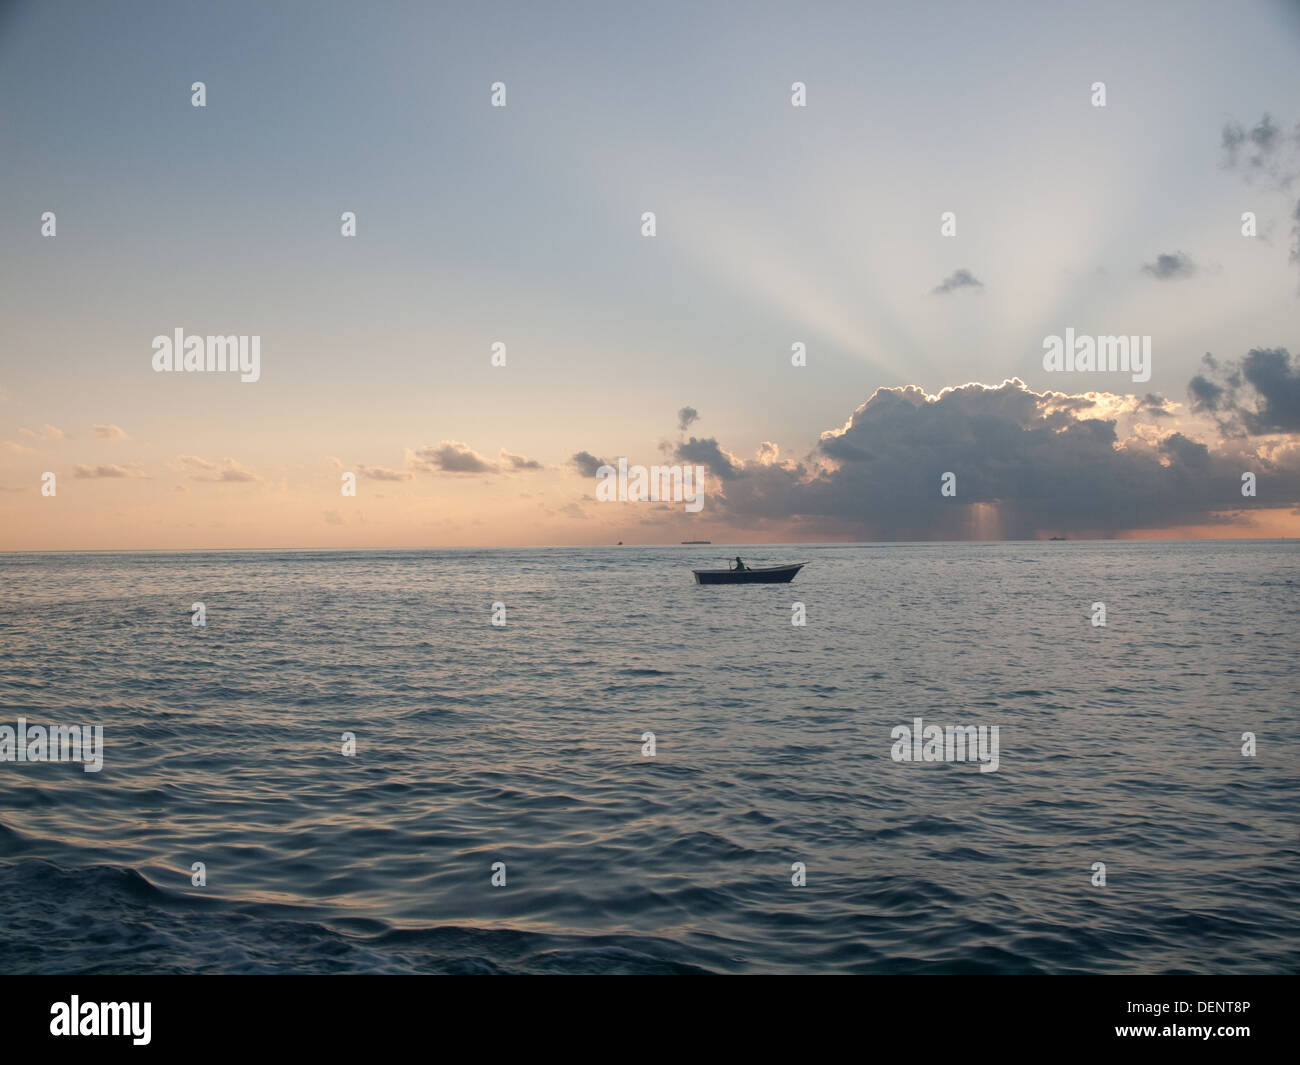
(174, 455), (260, 482)
(1189, 348), (1300, 435)
(674, 436), (744, 480)
(357, 464), (413, 481)
(651, 375), (1299, 539)
(1139, 393), (1174, 418)
(500, 449), (543, 471)
(73, 463), (147, 479)
(677, 406), (700, 431)
(1218, 113), (1300, 287)
(570, 451), (608, 477)
(1220, 113), (1300, 184)
(931, 269), (983, 295)
(2, 440), (34, 453)
(1222, 114), (1280, 167)
(92, 424), (128, 440)
(20, 424), (68, 440)
(1140, 251), (1196, 280)
(406, 441), (497, 474)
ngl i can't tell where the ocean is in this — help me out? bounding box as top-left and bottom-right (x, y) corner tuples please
(1, 541), (1296, 974)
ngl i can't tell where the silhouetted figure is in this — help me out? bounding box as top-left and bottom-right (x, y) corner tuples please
(733, 556), (746, 571)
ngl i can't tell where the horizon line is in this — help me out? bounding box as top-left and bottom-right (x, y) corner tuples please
(2, 536), (1297, 555)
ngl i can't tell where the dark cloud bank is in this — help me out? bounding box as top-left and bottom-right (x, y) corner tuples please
(577, 356), (1300, 540)
(1190, 349), (1300, 435)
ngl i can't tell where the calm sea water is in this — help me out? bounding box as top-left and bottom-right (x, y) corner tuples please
(0, 541), (1296, 974)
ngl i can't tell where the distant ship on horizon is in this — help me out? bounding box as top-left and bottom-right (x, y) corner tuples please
(681, 540), (711, 544)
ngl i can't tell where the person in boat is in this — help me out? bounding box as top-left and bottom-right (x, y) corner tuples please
(733, 556), (746, 571)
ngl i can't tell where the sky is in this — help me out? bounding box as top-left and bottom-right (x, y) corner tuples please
(2, 0), (1299, 548)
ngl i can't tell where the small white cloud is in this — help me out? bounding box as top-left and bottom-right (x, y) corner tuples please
(173, 455), (260, 482)
(73, 463), (148, 479)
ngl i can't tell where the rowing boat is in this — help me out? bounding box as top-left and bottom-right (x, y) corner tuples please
(692, 563), (805, 584)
